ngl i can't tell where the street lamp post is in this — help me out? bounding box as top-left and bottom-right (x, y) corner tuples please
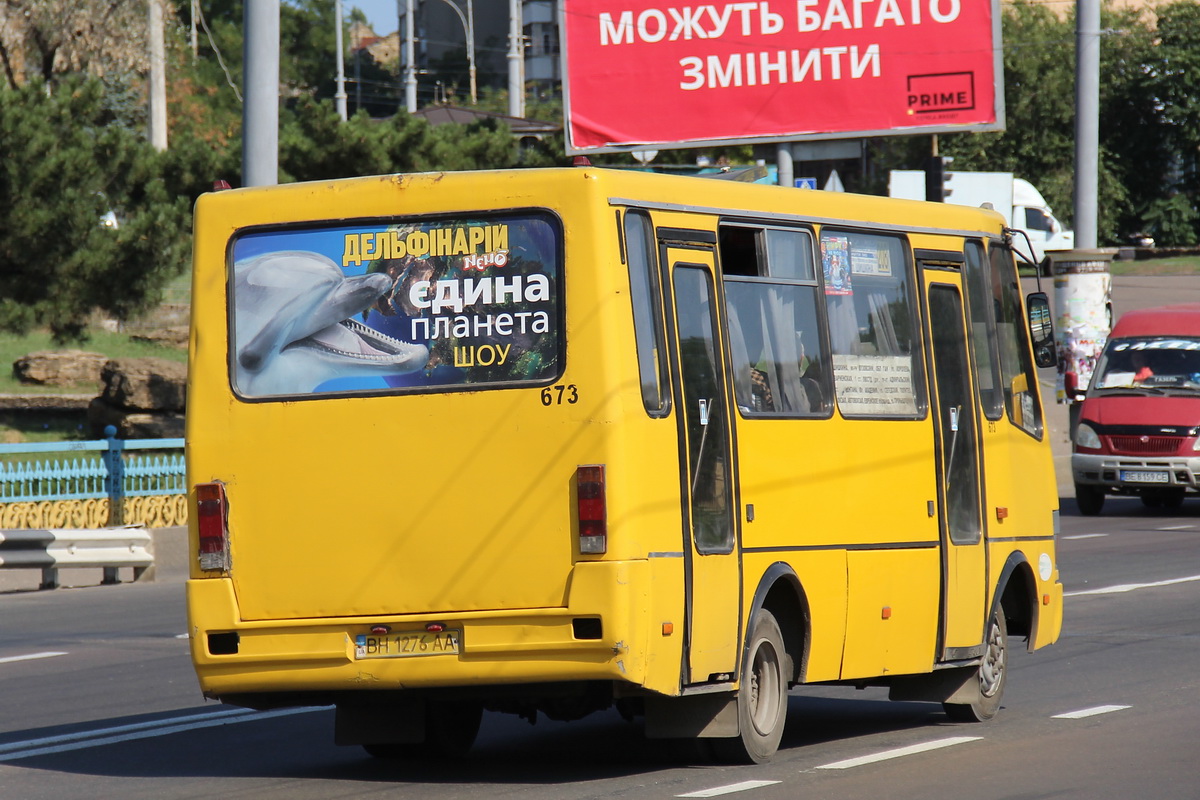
(334, 0), (348, 120)
(435, 0), (476, 104)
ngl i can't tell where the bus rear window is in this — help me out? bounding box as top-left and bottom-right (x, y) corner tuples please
(229, 212), (562, 398)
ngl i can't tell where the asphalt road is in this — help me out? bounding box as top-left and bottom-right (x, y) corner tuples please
(0, 275), (1196, 799)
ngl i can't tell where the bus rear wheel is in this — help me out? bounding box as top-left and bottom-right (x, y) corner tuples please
(943, 609), (1007, 723)
(362, 700), (483, 760)
(712, 608), (788, 764)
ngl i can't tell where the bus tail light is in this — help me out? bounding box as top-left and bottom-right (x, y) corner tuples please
(577, 465), (607, 554)
(196, 482), (230, 571)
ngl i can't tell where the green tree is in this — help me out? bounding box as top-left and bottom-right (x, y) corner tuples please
(0, 78), (190, 341)
(871, 1), (1171, 246)
(1151, 0), (1200, 244)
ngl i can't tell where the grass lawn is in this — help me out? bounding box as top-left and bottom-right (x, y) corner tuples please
(1110, 255), (1200, 275)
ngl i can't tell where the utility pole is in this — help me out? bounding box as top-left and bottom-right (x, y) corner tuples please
(507, 0), (523, 117)
(334, 0), (348, 120)
(189, 0), (198, 60)
(1074, 0), (1100, 250)
(243, 0), (280, 186)
(403, 0), (417, 113)
(148, 0), (167, 150)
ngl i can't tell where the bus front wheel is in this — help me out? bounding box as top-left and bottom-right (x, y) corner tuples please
(712, 608), (788, 764)
(1075, 483), (1105, 516)
(943, 609), (1008, 723)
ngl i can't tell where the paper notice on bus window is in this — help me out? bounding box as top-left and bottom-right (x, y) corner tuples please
(832, 354), (917, 416)
(822, 236), (852, 296)
(851, 246), (893, 277)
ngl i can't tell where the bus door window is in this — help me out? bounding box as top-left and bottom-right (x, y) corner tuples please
(928, 285), (983, 546)
(672, 265), (734, 554)
(719, 224), (830, 416)
(820, 231), (925, 417)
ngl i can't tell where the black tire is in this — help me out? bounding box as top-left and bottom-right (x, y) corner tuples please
(362, 700), (482, 760)
(711, 608), (789, 764)
(943, 609), (1008, 723)
(1143, 488), (1184, 510)
(1160, 489), (1186, 510)
(1075, 483), (1105, 516)
(424, 700), (483, 757)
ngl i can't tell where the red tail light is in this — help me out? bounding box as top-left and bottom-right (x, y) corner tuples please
(195, 482), (230, 571)
(576, 465), (607, 554)
(1064, 371), (1077, 396)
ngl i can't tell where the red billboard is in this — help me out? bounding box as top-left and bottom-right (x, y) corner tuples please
(561, 0), (1004, 153)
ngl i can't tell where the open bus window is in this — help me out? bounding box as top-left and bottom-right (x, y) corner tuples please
(820, 230), (922, 417)
(228, 213), (562, 399)
(719, 225), (831, 417)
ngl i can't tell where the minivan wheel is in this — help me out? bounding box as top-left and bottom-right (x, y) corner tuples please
(1075, 483), (1105, 516)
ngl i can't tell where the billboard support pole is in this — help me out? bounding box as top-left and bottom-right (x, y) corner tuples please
(776, 143), (793, 189)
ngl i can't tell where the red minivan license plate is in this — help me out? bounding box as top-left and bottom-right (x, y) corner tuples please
(1120, 470), (1169, 484)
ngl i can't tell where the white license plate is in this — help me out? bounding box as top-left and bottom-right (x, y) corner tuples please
(354, 630), (460, 659)
(1120, 470), (1169, 484)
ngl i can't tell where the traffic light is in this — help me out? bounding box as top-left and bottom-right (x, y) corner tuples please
(925, 156), (952, 201)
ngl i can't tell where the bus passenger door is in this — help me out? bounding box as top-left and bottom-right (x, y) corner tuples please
(923, 272), (988, 659)
(661, 242), (741, 685)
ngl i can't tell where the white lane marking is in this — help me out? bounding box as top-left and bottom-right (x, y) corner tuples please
(677, 780), (782, 797)
(1158, 525), (1195, 531)
(0, 651), (67, 665)
(0, 707), (323, 761)
(1053, 705), (1131, 720)
(1065, 574), (1200, 596)
(816, 736), (982, 770)
(0, 708), (251, 755)
(1063, 533), (1108, 540)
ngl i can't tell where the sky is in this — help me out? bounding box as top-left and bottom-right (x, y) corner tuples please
(346, 1), (401, 35)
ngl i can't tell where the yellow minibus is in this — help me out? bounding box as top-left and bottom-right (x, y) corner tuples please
(186, 166), (1062, 763)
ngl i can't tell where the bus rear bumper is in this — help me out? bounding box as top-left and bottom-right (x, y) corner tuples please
(186, 560), (654, 698)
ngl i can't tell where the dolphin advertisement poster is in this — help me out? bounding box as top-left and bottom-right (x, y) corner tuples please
(229, 213), (562, 398)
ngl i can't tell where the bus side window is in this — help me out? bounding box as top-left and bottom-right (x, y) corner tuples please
(624, 210), (669, 415)
(820, 230), (923, 418)
(720, 225), (830, 416)
(964, 240), (1003, 420)
(989, 243), (1044, 437)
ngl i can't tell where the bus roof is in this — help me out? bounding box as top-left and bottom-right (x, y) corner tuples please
(200, 167), (1007, 239)
(1111, 304), (1200, 338)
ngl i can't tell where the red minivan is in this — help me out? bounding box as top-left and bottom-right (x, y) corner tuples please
(1072, 304), (1200, 515)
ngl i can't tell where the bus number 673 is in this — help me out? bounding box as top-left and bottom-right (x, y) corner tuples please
(541, 385), (579, 406)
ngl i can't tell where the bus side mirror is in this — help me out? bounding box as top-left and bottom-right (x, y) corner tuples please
(1026, 292), (1056, 368)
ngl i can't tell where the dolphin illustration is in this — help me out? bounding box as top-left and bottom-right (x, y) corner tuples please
(233, 251), (429, 396)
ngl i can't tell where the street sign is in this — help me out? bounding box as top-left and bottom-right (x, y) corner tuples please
(795, 177), (817, 190)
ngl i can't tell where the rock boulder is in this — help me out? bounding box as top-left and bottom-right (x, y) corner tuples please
(12, 350), (108, 387)
(99, 358), (187, 412)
